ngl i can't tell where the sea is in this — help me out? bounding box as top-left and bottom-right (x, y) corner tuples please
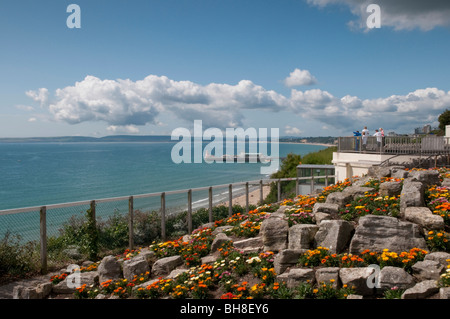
(0, 141), (327, 242)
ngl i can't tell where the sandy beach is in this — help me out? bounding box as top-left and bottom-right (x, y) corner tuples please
(217, 185), (271, 207)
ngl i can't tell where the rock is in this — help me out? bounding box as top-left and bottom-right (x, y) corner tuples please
(412, 260), (446, 281)
(408, 170), (440, 187)
(312, 203), (340, 216)
(260, 217), (289, 252)
(379, 181), (402, 197)
(62, 245), (82, 260)
(152, 255), (183, 277)
(440, 287), (450, 299)
(98, 255), (122, 284)
(314, 220), (354, 253)
(401, 280), (439, 299)
(378, 266), (415, 291)
(349, 215), (427, 254)
(325, 192), (354, 207)
(166, 268), (189, 280)
(276, 268), (315, 288)
(211, 232), (232, 252)
(424, 251), (450, 266)
(339, 267), (376, 296)
(368, 166), (391, 179)
(288, 224), (319, 250)
(212, 226), (233, 235)
(35, 282), (53, 299)
(442, 178), (450, 187)
(346, 294), (364, 299)
(342, 186), (376, 200)
(400, 179), (425, 214)
(391, 168), (409, 179)
(315, 267), (340, 288)
(314, 212), (332, 224)
(201, 255), (218, 265)
(233, 236), (263, 250)
(52, 271), (99, 294)
(273, 249), (306, 274)
(404, 207), (445, 230)
(123, 256), (150, 281)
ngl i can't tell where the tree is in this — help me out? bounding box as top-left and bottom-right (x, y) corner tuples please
(438, 109), (450, 131)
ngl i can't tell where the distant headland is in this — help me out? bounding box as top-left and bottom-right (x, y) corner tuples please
(0, 135), (337, 145)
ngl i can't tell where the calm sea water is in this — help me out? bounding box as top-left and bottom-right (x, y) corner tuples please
(0, 142), (326, 241)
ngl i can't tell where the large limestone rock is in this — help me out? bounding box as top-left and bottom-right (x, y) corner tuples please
(339, 267), (376, 296)
(401, 280), (439, 299)
(314, 220), (354, 253)
(379, 181), (402, 197)
(412, 260), (446, 281)
(408, 170), (440, 187)
(315, 267), (340, 288)
(273, 249), (306, 275)
(342, 186), (376, 200)
(152, 255), (183, 277)
(98, 255), (122, 284)
(349, 215), (427, 254)
(276, 268), (315, 288)
(404, 207), (445, 230)
(400, 179), (425, 214)
(210, 232), (232, 252)
(378, 266), (415, 291)
(122, 256), (150, 281)
(260, 217), (289, 252)
(325, 192), (354, 207)
(288, 224), (319, 250)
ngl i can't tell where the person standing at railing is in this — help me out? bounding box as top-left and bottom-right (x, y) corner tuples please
(379, 128), (385, 148)
(353, 130), (361, 151)
(362, 126), (369, 151)
(374, 129), (383, 151)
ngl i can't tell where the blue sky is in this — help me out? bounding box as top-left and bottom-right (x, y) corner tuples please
(1, 0), (450, 137)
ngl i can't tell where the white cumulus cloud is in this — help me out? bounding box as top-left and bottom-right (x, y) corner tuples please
(284, 68), (318, 87)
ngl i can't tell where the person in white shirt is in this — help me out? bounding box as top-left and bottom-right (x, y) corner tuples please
(361, 126), (369, 151)
(373, 129), (382, 150)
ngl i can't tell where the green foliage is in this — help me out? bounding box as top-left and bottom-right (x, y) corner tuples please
(438, 109), (450, 131)
(264, 147), (336, 204)
(0, 232), (39, 278)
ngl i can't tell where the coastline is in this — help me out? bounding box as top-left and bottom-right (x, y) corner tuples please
(279, 142), (336, 147)
(217, 185), (271, 207)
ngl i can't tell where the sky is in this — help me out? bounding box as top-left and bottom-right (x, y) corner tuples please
(1, 0), (450, 138)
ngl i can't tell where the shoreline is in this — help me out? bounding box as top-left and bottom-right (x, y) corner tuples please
(217, 185), (271, 207)
(279, 142), (336, 147)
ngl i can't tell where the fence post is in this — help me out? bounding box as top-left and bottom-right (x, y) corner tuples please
(40, 206), (47, 275)
(208, 187), (213, 223)
(228, 184), (232, 217)
(245, 182), (249, 214)
(187, 189), (192, 234)
(260, 180), (263, 204)
(161, 192), (166, 241)
(277, 179), (281, 202)
(295, 178), (299, 196)
(128, 196), (134, 250)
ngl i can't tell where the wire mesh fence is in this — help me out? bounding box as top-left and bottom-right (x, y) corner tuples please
(0, 174), (334, 279)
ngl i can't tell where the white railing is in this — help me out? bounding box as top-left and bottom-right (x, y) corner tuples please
(0, 174), (335, 274)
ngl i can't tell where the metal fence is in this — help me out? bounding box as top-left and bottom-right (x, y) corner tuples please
(0, 174), (334, 275)
(338, 135), (450, 155)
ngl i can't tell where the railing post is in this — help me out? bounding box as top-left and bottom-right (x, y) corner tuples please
(40, 206), (47, 275)
(260, 180), (263, 204)
(128, 196), (134, 250)
(277, 179), (281, 202)
(228, 184), (233, 217)
(208, 187), (213, 223)
(187, 190), (192, 234)
(295, 178), (299, 196)
(245, 182), (249, 214)
(161, 193), (166, 241)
